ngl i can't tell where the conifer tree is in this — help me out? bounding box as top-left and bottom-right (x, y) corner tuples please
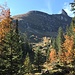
(34, 46), (42, 72)
(0, 22), (23, 75)
(67, 19), (75, 36)
(24, 53), (32, 74)
(56, 27), (64, 52)
(70, 0), (75, 48)
(52, 38), (56, 49)
(42, 37), (51, 61)
(0, 4), (25, 75)
(70, 0), (75, 15)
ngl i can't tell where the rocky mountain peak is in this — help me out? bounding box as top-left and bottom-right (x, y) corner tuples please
(13, 10), (72, 42)
(27, 10), (49, 16)
(61, 9), (68, 16)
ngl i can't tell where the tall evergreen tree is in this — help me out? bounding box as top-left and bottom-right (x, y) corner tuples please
(52, 38), (56, 49)
(24, 53), (32, 74)
(56, 27), (64, 52)
(0, 23), (25, 75)
(34, 46), (42, 72)
(70, 0), (75, 48)
(70, 0), (75, 15)
(66, 19), (75, 36)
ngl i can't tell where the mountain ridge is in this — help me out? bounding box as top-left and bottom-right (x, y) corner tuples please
(12, 9), (72, 42)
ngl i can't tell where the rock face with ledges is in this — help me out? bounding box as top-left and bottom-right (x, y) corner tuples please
(12, 9), (72, 42)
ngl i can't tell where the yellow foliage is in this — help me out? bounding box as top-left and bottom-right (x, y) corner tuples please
(63, 35), (74, 51)
(73, 27), (75, 32)
(60, 35), (74, 64)
(43, 37), (51, 46)
(0, 4), (11, 42)
(49, 48), (57, 63)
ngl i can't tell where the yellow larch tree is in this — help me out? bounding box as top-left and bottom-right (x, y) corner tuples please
(0, 3), (11, 42)
(60, 35), (74, 64)
(49, 48), (57, 63)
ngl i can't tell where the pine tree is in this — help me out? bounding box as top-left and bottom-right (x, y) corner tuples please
(56, 27), (64, 52)
(0, 22), (25, 75)
(0, 4), (25, 75)
(34, 46), (42, 72)
(24, 53), (32, 74)
(67, 19), (75, 36)
(70, 0), (75, 15)
(70, 1), (75, 51)
(52, 38), (56, 49)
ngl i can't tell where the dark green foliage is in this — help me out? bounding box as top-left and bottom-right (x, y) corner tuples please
(66, 25), (70, 36)
(21, 33), (34, 63)
(45, 44), (50, 62)
(0, 27), (24, 75)
(70, 0), (75, 15)
(52, 38), (56, 49)
(15, 19), (19, 34)
(66, 18), (75, 45)
(67, 19), (74, 36)
(21, 33), (28, 60)
(70, 0), (75, 40)
(56, 27), (64, 52)
(34, 46), (42, 71)
(24, 53), (32, 74)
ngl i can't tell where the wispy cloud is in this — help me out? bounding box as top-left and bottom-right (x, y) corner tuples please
(40, 0), (52, 14)
(46, 0), (52, 13)
(63, 2), (73, 17)
(58, 2), (74, 17)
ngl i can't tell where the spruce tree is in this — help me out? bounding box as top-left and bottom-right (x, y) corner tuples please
(24, 53), (32, 74)
(67, 19), (74, 36)
(0, 23), (24, 75)
(56, 27), (64, 52)
(70, 0), (75, 48)
(34, 46), (42, 72)
(52, 38), (56, 49)
(70, 0), (75, 15)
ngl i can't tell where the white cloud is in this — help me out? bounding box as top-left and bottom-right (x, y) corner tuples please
(47, 0), (52, 13)
(43, 0), (52, 14)
(63, 2), (74, 17)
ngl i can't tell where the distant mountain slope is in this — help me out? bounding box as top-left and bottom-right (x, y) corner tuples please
(12, 9), (72, 42)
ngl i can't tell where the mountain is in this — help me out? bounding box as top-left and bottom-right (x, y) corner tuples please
(12, 9), (72, 42)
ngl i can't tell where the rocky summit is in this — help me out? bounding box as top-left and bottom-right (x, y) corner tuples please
(12, 9), (72, 42)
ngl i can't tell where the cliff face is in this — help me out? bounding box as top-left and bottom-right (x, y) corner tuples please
(13, 9), (72, 42)
(61, 9), (68, 16)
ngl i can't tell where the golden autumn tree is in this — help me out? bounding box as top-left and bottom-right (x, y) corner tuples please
(0, 3), (25, 75)
(60, 35), (74, 64)
(0, 3), (11, 42)
(49, 48), (57, 63)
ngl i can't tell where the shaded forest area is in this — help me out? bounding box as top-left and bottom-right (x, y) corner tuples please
(0, 1), (75, 75)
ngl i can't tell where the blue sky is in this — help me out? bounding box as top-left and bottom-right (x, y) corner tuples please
(0, 0), (74, 17)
